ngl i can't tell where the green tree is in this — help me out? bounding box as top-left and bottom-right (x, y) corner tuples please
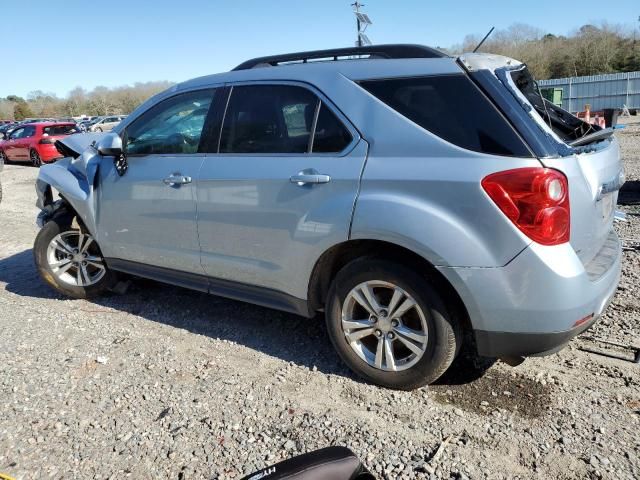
(14, 102), (34, 121)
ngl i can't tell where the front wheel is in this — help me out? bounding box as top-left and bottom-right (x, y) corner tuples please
(34, 215), (115, 298)
(325, 258), (461, 390)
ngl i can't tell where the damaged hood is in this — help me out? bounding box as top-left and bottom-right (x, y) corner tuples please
(56, 132), (106, 185)
(56, 132), (104, 158)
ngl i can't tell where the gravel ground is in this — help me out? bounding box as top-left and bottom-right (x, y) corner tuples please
(0, 119), (639, 480)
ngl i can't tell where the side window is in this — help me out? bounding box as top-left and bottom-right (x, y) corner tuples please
(126, 89), (215, 155)
(10, 128), (24, 139)
(359, 75), (531, 157)
(220, 85), (318, 154)
(23, 126), (36, 138)
(312, 104), (352, 153)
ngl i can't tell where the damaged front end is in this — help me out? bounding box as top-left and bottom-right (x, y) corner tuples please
(35, 132), (106, 232)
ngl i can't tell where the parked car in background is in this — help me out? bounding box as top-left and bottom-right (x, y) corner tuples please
(0, 123), (17, 139)
(87, 115), (126, 132)
(33, 45), (623, 389)
(78, 117), (99, 132)
(0, 122), (79, 166)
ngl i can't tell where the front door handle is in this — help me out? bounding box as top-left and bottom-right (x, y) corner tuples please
(163, 173), (192, 186)
(290, 170), (331, 186)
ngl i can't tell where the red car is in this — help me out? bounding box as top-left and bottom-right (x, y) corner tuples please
(0, 122), (80, 166)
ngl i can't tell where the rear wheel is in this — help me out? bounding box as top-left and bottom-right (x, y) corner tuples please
(34, 215), (115, 298)
(325, 258), (461, 390)
(95, 127), (103, 132)
(30, 149), (42, 167)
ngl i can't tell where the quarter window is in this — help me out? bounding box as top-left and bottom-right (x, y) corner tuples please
(359, 75), (531, 157)
(126, 89), (215, 155)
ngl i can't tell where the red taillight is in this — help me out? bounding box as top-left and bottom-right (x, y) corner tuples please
(39, 137), (55, 144)
(482, 168), (570, 246)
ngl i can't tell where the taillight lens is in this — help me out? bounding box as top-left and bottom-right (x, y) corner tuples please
(39, 137), (55, 144)
(482, 168), (570, 245)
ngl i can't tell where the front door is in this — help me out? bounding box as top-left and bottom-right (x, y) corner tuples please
(197, 83), (366, 300)
(96, 88), (217, 275)
(3, 127), (24, 160)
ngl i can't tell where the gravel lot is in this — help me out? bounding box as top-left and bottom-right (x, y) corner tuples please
(1, 119), (639, 480)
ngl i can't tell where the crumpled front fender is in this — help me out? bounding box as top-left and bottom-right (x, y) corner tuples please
(35, 157), (97, 235)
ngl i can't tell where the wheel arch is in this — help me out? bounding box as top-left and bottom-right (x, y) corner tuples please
(36, 163), (97, 236)
(307, 239), (472, 333)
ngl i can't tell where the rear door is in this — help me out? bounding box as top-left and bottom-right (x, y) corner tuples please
(96, 88), (217, 275)
(542, 141), (622, 265)
(196, 83), (366, 300)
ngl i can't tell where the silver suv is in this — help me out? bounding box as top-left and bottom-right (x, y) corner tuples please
(33, 45), (623, 389)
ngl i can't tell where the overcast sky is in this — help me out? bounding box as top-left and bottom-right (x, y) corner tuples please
(2, 0), (638, 98)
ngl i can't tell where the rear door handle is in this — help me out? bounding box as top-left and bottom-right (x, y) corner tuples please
(163, 174), (192, 186)
(290, 171), (331, 185)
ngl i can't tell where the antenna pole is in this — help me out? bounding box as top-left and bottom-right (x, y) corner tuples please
(473, 26), (495, 53)
(352, 1), (364, 47)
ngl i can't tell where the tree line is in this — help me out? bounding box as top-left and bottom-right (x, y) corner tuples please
(0, 81), (174, 121)
(450, 22), (640, 80)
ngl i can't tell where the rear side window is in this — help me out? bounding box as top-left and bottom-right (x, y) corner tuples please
(359, 75), (531, 157)
(220, 85), (318, 154)
(22, 126), (36, 138)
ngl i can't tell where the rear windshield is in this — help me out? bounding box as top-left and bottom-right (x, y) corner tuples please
(43, 124), (78, 136)
(359, 75), (532, 157)
(509, 68), (603, 144)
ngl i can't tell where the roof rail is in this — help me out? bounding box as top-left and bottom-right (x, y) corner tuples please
(232, 44), (447, 71)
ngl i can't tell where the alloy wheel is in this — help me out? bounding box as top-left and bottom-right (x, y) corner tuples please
(45, 231), (106, 287)
(341, 280), (428, 372)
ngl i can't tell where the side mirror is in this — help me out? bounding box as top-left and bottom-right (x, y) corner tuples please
(96, 132), (123, 156)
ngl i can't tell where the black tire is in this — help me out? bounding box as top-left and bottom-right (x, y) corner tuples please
(325, 258), (461, 390)
(30, 149), (42, 167)
(33, 214), (116, 299)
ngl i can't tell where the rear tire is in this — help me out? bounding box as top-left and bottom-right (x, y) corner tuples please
(30, 149), (42, 167)
(325, 258), (461, 390)
(34, 215), (115, 298)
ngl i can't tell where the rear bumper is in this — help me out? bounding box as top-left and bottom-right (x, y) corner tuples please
(437, 230), (622, 358)
(474, 295), (606, 358)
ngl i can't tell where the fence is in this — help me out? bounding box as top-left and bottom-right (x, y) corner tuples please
(538, 71), (640, 112)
